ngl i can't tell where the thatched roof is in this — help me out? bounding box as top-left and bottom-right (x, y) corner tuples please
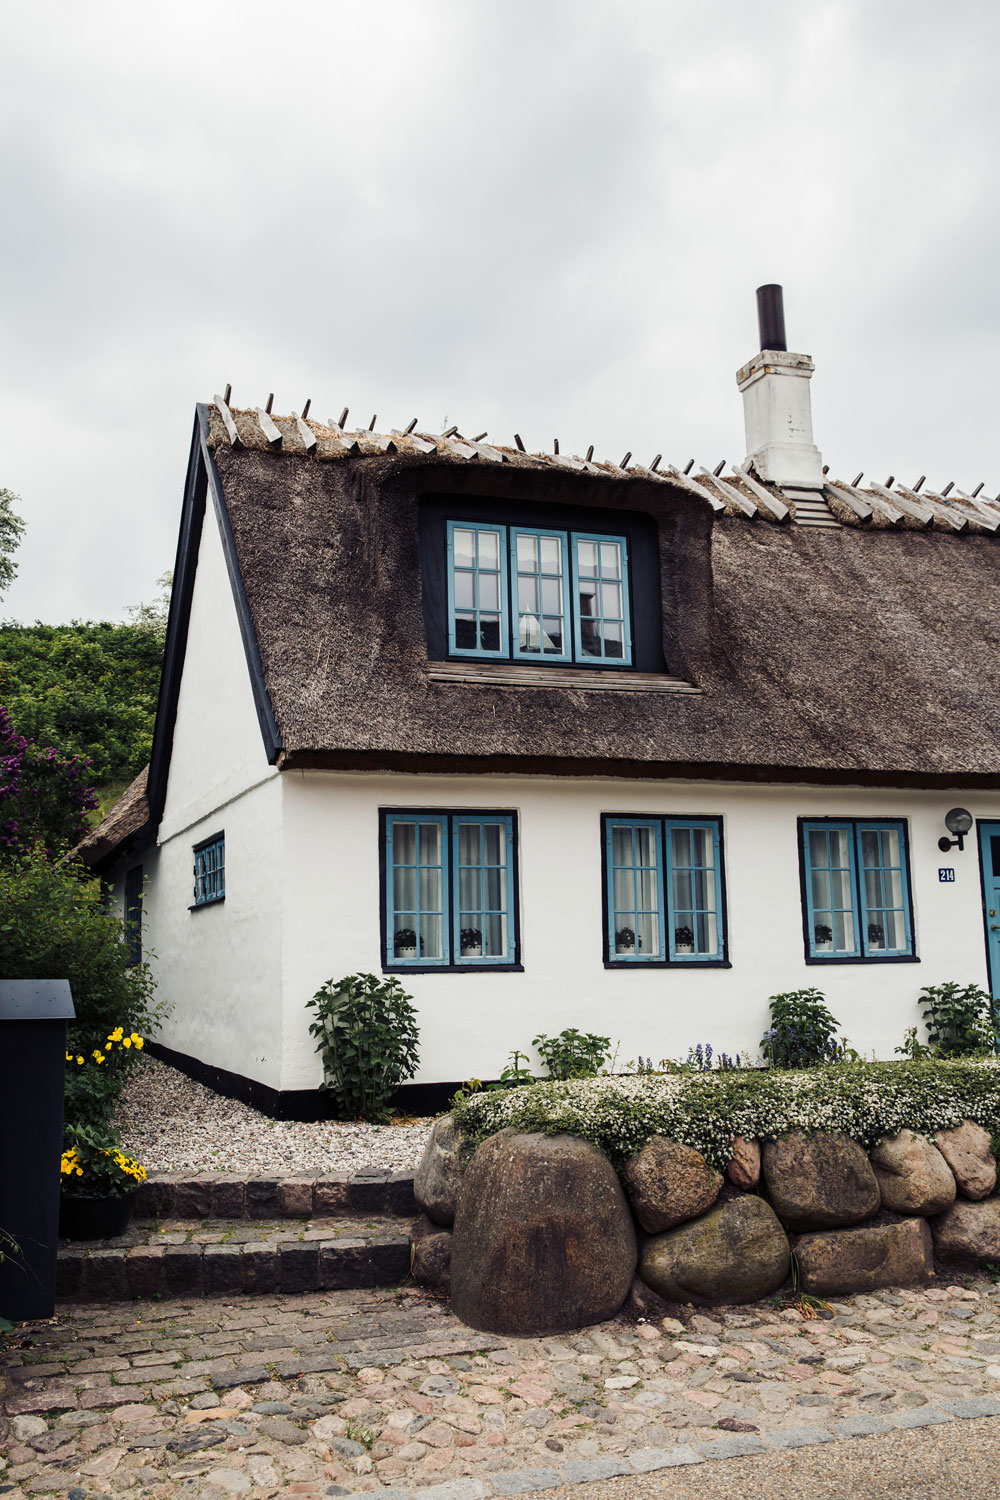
(81, 400), (1000, 872)
(209, 405), (1000, 785)
(77, 766), (149, 871)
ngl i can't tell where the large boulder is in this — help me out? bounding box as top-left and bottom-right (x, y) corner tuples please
(450, 1131), (636, 1336)
(623, 1136), (722, 1232)
(869, 1130), (957, 1216)
(933, 1122), (997, 1202)
(762, 1130), (880, 1231)
(726, 1137), (761, 1191)
(795, 1217), (934, 1296)
(931, 1197), (1000, 1260)
(638, 1194), (790, 1305)
(413, 1115), (464, 1227)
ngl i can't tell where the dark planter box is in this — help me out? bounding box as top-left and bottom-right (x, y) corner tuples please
(59, 1190), (137, 1242)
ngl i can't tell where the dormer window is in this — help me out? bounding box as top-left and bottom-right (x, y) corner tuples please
(446, 520), (632, 667)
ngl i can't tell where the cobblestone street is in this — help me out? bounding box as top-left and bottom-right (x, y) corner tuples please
(5, 1275), (1000, 1498)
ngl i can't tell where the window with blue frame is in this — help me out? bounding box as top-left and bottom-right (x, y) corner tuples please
(193, 833), (225, 908)
(124, 865), (143, 965)
(603, 815), (727, 965)
(382, 810), (519, 969)
(447, 521), (632, 666)
(800, 819), (914, 960)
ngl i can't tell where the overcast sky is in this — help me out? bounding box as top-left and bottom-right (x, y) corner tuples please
(1, 0), (997, 623)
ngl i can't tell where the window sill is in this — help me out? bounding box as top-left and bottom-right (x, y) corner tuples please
(604, 959), (732, 970)
(804, 953), (919, 965)
(427, 660), (700, 694)
(383, 964), (524, 975)
(189, 897), (225, 912)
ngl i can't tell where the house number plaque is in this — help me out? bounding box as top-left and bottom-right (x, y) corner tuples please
(938, 868), (955, 883)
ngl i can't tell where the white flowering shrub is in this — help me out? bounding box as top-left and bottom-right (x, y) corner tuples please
(450, 1059), (1000, 1172)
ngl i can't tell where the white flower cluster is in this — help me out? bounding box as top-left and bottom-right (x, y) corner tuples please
(451, 1059), (1000, 1171)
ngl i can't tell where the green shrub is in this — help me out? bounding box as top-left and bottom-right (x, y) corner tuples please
(0, 847), (159, 1135)
(306, 973), (419, 1122)
(919, 981), (995, 1058)
(760, 988), (842, 1068)
(451, 1057), (1000, 1173)
(533, 1028), (611, 1080)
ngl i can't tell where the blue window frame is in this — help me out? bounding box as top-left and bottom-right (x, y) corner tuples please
(193, 833), (225, 908)
(572, 533), (632, 666)
(383, 810), (519, 970)
(800, 819), (914, 961)
(447, 522), (508, 658)
(603, 815), (726, 966)
(510, 528), (571, 662)
(124, 865), (143, 965)
(447, 521), (632, 667)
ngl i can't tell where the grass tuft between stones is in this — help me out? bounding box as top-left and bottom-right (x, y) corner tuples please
(451, 1057), (1000, 1172)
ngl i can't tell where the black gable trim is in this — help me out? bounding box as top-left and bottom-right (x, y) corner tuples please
(145, 406), (283, 840)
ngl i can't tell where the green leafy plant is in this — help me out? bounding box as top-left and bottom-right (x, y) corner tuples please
(760, 989), (842, 1068)
(344, 1418), (377, 1450)
(919, 982), (995, 1058)
(491, 1050), (536, 1089)
(306, 973), (419, 1121)
(896, 1025), (935, 1062)
(61, 1124), (146, 1198)
(533, 1028), (612, 1080)
(450, 1077), (483, 1106)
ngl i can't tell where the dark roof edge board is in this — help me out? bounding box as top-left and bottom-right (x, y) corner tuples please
(140, 407), (283, 850)
(275, 747), (1000, 792)
(198, 404), (284, 766)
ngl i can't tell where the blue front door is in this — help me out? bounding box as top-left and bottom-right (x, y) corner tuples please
(978, 822), (1000, 1003)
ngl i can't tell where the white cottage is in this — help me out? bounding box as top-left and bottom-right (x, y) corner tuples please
(81, 288), (1000, 1117)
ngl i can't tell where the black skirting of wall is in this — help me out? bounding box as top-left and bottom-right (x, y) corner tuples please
(146, 1040), (460, 1121)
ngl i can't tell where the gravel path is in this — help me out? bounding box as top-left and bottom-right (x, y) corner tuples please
(114, 1057), (433, 1175)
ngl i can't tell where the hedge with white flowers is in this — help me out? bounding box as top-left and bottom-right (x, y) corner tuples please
(451, 1059), (1000, 1173)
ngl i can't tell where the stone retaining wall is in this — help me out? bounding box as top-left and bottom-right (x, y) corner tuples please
(413, 1117), (1000, 1336)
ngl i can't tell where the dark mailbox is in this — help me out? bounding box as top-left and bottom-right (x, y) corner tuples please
(0, 979), (75, 1322)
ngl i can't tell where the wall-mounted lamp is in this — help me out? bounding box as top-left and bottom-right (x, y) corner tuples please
(938, 808), (973, 853)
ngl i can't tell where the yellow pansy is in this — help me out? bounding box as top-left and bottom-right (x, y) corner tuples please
(76, 1056), (84, 1065)
(122, 1038), (132, 1049)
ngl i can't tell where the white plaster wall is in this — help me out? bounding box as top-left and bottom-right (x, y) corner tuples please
(279, 771), (1000, 1089)
(115, 492), (285, 1088)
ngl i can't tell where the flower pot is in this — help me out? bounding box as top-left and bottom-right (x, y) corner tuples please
(59, 1190), (137, 1241)
(675, 943), (693, 955)
(815, 940), (833, 953)
(616, 942), (636, 956)
(396, 946), (417, 960)
(462, 944), (483, 958)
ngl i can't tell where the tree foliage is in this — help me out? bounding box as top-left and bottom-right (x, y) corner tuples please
(0, 488), (25, 601)
(0, 705), (99, 854)
(0, 619), (163, 785)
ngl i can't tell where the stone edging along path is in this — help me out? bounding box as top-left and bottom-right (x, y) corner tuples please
(135, 1169), (418, 1220)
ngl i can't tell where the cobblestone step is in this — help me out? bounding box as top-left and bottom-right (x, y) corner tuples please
(57, 1216), (413, 1302)
(135, 1168), (417, 1221)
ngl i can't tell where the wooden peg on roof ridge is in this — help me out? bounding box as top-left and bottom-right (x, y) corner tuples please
(223, 383), (232, 405)
(368, 414), (378, 431)
(620, 452), (632, 469)
(852, 472), (864, 486)
(265, 393), (274, 415)
(301, 399), (311, 420)
(683, 459), (694, 475)
(514, 433), (526, 452)
(713, 460), (725, 477)
(554, 438), (560, 454)
(973, 482), (985, 497)
(339, 407), (350, 429)
(912, 475), (925, 492)
(473, 431), (488, 442)
(443, 425), (459, 439)
(941, 481), (954, 497)
(585, 445), (594, 462)
(404, 417), (418, 434)
(885, 475), (894, 488)
(650, 454), (662, 472)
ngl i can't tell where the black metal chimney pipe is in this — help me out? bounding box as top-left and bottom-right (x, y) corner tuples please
(756, 284), (787, 353)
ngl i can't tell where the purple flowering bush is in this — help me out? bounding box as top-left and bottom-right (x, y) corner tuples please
(0, 705), (99, 856)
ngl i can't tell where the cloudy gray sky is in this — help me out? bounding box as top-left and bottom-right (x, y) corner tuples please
(1, 0), (997, 623)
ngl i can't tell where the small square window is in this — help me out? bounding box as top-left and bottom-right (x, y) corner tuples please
(193, 834), (225, 907)
(124, 865), (143, 965)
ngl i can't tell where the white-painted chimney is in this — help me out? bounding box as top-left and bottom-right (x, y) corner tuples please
(736, 284), (823, 489)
